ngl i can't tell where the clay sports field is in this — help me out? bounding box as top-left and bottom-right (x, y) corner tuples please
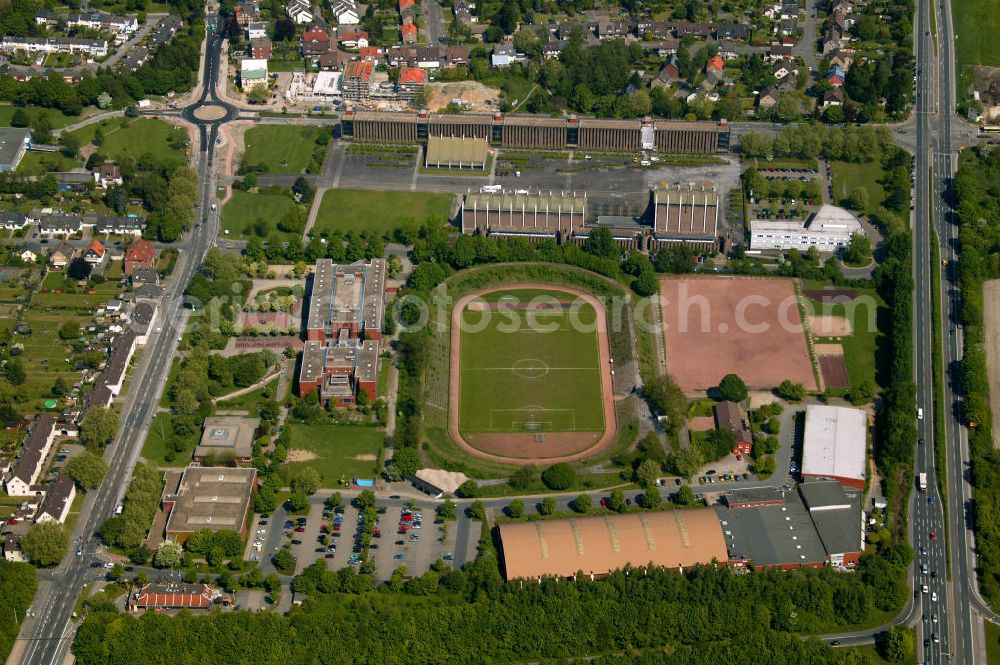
(448, 285), (616, 465)
(659, 276), (817, 393)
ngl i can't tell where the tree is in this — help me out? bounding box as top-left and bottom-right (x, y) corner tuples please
(539, 496), (556, 515)
(254, 487), (277, 514)
(506, 499), (524, 518)
(153, 540), (183, 568)
(390, 447), (419, 478)
(777, 380), (806, 402)
(717, 374), (748, 403)
(456, 480), (478, 498)
(80, 407), (119, 449)
(291, 468), (320, 495)
(608, 489), (627, 513)
(10, 107), (29, 127)
(541, 463), (575, 490)
(671, 445), (704, 479)
(274, 18), (296, 41)
(636, 459), (661, 488)
(582, 226), (618, 260)
(58, 320), (81, 340)
(468, 500), (486, 521)
(436, 499), (456, 520)
(67, 257), (92, 280)
(843, 233), (873, 266)
(847, 186), (870, 212)
(64, 450), (107, 490)
(22, 522), (68, 566)
(674, 485), (696, 506)
(355, 490), (376, 509)
(508, 466), (535, 490)
(5, 359), (24, 386)
(247, 87), (269, 104)
(52, 377), (69, 396)
(286, 492), (309, 512)
(850, 379), (877, 405)
(639, 487), (661, 509)
(880, 625), (913, 663)
(271, 548), (296, 574)
(571, 494), (592, 513)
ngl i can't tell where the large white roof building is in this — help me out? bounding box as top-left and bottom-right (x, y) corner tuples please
(801, 404), (867, 489)
(750, 204), (865, 252)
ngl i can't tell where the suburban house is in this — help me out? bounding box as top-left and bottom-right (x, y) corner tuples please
(82, 239), (107, 266)
(331, 0), (360, 25)
(713, 401), (752, 456)
(401, 21), (417, 44)
(3, 414), (56, 497)
(758, 86), (781, 109)
(34, 474), (75, 524)
(235, 1), (260, 26)
(247, 21), (268, 39)
(250, 37), (273, 59)
(825, 65), (845, 87)
(286, 0), (313, 24)
(652, 54), (680, 87)
(337, 30), (368, 48)
(240, 58), (269, 90)
(49, 241), (75, 268)
(302, 27), (331, 57)
(823, 87), (845, 107)
(92, 161), (122, 188)
(124, 239), (156, 275)
(19, 248), (37, 263)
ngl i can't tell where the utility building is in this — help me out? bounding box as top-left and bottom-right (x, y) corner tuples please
(460, 190), (587, 240)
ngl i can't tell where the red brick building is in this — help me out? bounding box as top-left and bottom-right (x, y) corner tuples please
(123, 239), (156, 276)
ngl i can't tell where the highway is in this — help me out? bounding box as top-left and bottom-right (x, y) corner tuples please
(15, 30), (232, 665)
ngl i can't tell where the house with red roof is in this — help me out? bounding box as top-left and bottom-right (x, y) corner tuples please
(124, 238), (156, 276)
(401, 21), (417, 44)
(128, 583), (226, 611)
(82, 239), (107, 266)
(706, 54), (724, 75)
(338, 30), (368, 48)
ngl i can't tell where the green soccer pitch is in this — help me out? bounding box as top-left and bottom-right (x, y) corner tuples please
(457, 289), (605, 434)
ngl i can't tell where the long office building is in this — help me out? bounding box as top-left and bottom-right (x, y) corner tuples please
(338, 110), (729, 154)
(460, 189), (587, 239)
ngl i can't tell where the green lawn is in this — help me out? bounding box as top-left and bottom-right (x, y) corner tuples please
(17, 150), (81, 176)
(986, 619), (1000, 665)
(458, 289), (604, 434)
(829, 160), (886, 215)
(953, 0), (1000, 91)
(284, 424), (384, 485)
(69, 117), (188, 163)
(222, 190), (302, 241)
(804, 285), (887, 390)
(141, 413), (200, 468)
(242, 126), (324, 174)
(312, 189), (453, 236)
(0, 104), (94, 129)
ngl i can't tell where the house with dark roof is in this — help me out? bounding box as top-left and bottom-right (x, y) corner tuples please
(49, 240), (75, 268)
(81, 382), (113, 412)
(713, 401), (752, 455)
(130, 301), (157, 345)
(92, 161), (122, 188)
(35, 474), (75, 524)
(2, 533), (25, 562)
(4, 414), (56, 497)
(716, 23), (751, 42)
(823, 86), (844, 107)
(758, 86), (781, 109)
(101, 328), (137, 396)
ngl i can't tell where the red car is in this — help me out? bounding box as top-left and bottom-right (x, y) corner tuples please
(7, 519), (17, 525)
(930, 531), (937, 540)
(373, 529), (381, 537)
(325, 553), (335, 559)
(399, 524), (410, 532)
(599, 498), (607, 508)
(294, 527), (305, 533)
(401, 514), (413, 522)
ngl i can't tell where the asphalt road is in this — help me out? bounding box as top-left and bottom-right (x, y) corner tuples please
(16, 31), (231, 665)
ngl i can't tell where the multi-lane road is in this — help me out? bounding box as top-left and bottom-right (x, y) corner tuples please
(15, 30), (230, 665)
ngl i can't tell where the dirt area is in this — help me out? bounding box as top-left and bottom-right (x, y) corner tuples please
(426, 81), (501, 113)
(688, 416), (715, 431)
(808, 315), (852, 336)
(747, 390), (778, 409)
(803, 288), (858, 303)
(971, 66), (1000, 119)
(286, 449), (318, 462)
(818, 356), (849, 389)
(982, 280), (1000, 448)
(814, 343), (844, 355)
(660, 276), (818, 393)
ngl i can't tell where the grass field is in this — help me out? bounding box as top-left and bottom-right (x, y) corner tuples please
(952, 0), (1000, 91)
(0, 104), (93, 129)
(829, 160), (886, 215)
(69, 118), (188, 163)
(312, 189), (453, 235)
(141, 413), (200, 468)
(457, 289), (604, 434)
(986, 620), (1000, 665)
(242, 126), (324, 174)
(804, 285), (887, 389)
(222, 190), (302, 240)
(283, 424), (384, 485)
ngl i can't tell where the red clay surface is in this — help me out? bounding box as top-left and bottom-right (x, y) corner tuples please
(819, 355), (850, 389)
(448, 284), (617, 466)
(659, 276), (817, 393)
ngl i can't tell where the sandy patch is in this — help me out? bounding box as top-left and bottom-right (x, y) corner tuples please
(814, 343), (844, 356)
(352, 454), (377, 461)
(688, 416), (716, 431)
(809, 314), (853, 336)
(427, 81), (501, 113)
(286, 449), (318, 462)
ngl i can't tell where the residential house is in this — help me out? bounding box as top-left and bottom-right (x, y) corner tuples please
(129, 583), (225, 611)
(331, 0), (360, 25)
(35, 211), (83, 236)
(130, 301), (157, 345)
(776, 72), (798, 92)
(19, 247), (37, 263)
(302, 27), (331, 57)
(769, 44), (794, 60)
(240, 58), (269, 89)
(397, 66), (426, 103)
(653, 38), (680, 55)
(337, 30), (369, 48)
(129, 266), (159, 287)
(235, 1), (260, 27)
(822, 27), (842, 55)
(823, 86), (844, 107)
(250, 37), (272, 59)
(491, 40), (516, 67)
(716, 22), (751, 42)
(124, 239), (156, 276)
(541, 40), (563, 59)
(773, 61), (793, 80)
(758, 86), (781, 109)
(3, 414), (56, 497)
(358, 45), (382, 61)
(780, 0), (800, 19)
(286, 0), (313, 24)
(706, 54), (724, 76)
(778, 17), (798, 35)
(0, 211), (28, 230)
(673, 22), (714, 39)
(401, 21), (418, 44)
(35, 474), (75, 524)
(92, 161), (122, 188)
(83, 239), (107, 266)
(636, 20), (673, 40)
(99, 328), (137, 396)
(652, 54), (681, 88)
(49, 241), (75, 268)
(413, 46), (440, 68)
(714, 401), (753, 456)
(596, 20), (634, 40)
(0, 36), (108, 57)
(399, 0), (416, 16)
(66, 11), (138, 34)
(827, 49), (851, 70)
(92, 214), (145, 236)
(826, 65), (845, 87)
(445, 45), (470, 65)
(318, 50), (354, 69)
(3, 533), (25, 562)
(247, 21), (268, 39)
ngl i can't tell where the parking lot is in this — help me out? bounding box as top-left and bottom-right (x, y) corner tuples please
(252, 495), (477, 582)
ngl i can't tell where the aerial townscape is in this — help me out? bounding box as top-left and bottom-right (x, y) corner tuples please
(0, 0), (999, 663)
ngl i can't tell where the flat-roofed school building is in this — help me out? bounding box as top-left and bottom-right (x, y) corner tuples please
(162, 467), (257, 544)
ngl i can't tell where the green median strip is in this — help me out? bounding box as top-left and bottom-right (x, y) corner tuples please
(931, 224), (951, 579)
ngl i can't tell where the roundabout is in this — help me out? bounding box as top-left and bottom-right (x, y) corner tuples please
(192, 103), (229, 121)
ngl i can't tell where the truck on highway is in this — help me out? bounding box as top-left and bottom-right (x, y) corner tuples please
(918, 473), (928, 492)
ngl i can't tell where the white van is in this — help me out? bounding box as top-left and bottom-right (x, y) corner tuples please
(917, 408), (924, 420)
